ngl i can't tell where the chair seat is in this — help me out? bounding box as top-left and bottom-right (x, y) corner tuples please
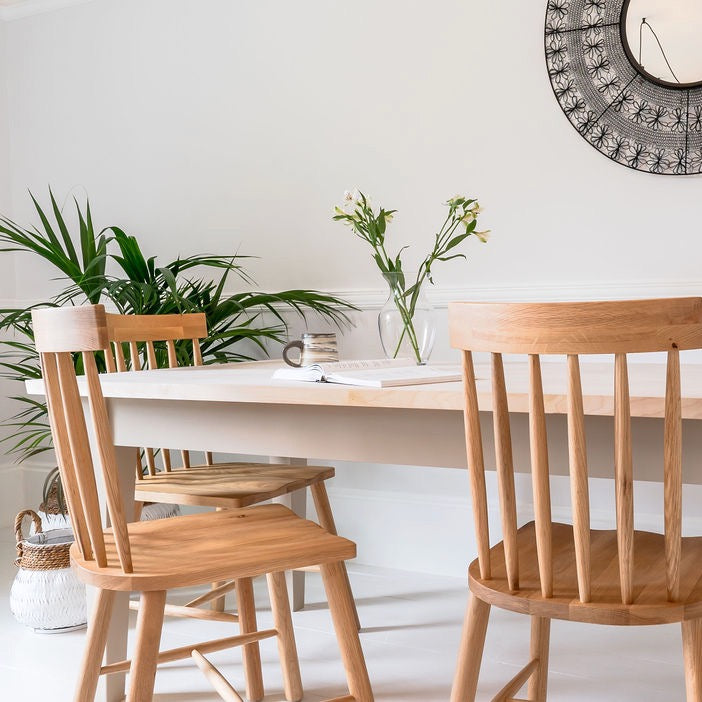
(71, 504), (355, 592)
(134, 462), (335, 508)
(469, 521), (702, 626)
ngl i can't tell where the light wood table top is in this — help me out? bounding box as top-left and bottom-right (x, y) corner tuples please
(27, 358), (702, 419)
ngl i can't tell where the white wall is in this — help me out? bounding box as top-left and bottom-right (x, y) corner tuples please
(1, 0), (702, 573)
(0, 18), (25, 525)
(0, 18), (13, 280)
(3, 0), (702, 297)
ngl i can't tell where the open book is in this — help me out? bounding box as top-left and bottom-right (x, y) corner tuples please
(271, 358), (461, 388)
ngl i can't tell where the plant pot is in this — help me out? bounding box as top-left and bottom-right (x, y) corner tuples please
(10, 510), (86, 633)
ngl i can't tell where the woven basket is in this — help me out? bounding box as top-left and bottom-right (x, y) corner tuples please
(10, 509), (86, 632)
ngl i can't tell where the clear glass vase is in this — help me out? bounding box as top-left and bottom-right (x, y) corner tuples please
(377, 272), (435, 364)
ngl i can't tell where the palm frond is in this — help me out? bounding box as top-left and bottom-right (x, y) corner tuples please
(0, 189), (358, 472)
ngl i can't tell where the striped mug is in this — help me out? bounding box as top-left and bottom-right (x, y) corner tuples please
(282, 332), (338, 367)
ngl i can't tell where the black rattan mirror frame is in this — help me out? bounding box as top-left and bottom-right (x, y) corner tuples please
(545, 0), (702, 175)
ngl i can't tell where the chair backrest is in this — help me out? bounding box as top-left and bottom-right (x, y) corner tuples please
(105, 312), (207, 373)
(32, 305), (133, 573)
(448, 298), (702, 606)
(105, 312), (209, 474)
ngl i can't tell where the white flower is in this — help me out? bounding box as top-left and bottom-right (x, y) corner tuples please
(474, 230), (490, 243)
(343, 189), (361, 203)
(337, 189), (363, 216)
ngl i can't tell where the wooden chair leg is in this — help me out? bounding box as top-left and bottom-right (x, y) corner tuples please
(235, 577), (264, 702)
(320, 561), (373, 702)
(683, 618), (702, 702)
(74, 588), (115, 702)
(211, 508), (227, 612)
(267, 571), (303, 702)
(527, 616), (550, 702)
(311, 482), (361, 631)
(133, 501), (144, 522)
(450, 594), (490, 702)
(127, 590), (166, 702)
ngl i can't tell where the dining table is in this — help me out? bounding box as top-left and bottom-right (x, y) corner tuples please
(25, 356), (702, 702)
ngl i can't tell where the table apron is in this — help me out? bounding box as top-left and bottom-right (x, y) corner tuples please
(107, 398), (469, 469)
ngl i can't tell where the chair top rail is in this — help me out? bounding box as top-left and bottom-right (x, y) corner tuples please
(105, 312), (207, 343)
(449, 298), (702, 354)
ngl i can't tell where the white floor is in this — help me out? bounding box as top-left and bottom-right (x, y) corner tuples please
(0, 527), (689, 701)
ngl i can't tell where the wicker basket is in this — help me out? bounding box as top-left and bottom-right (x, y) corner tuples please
(9, 509), (86, 632)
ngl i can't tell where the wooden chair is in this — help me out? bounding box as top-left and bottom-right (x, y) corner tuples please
(32, 304), (372, 702)
(103, 311), (359, 628)
(448, 298), (702, 702)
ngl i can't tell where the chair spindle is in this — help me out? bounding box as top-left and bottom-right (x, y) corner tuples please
(567, 354), (591, 603)
(129, 341), (141, 371)
(164, 339), (191, 468)
(491, 353), (519, 591)
(193, 339), (210, 492)
(166, 339), (178, 368)
(56, 353), (108, 567)
(42, 353), (94, 561)
(462, 351), (491, 579)
(114, 342), (127, 372)
(192, 340), (204, 366)
(529, 354), (553, 598)
(614, 352), (634, 605)
(146, 341), (158, 369)
(665, 346), (683, 602)
(83, 352), (133, 574)
(104, 347), (116, 373)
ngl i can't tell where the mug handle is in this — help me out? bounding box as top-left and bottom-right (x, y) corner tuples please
(282, 340), (305, 367)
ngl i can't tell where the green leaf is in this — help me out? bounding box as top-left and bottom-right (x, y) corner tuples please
(443, 232), (470, 253)
(49, 188), (79, 266)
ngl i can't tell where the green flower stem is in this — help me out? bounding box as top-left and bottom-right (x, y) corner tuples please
(333, 190), (486, 365)
(389, 291), (422, 363)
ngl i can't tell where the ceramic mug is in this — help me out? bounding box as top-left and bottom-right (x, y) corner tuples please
(282, 332), (338, 367)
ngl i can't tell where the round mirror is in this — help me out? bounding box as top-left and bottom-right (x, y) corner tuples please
(622, 0), (702, 88)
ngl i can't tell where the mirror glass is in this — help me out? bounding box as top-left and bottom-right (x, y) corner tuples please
(623, 0), (702, 86)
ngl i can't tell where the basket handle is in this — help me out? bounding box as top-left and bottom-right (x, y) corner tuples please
(14, 509), (43, 565)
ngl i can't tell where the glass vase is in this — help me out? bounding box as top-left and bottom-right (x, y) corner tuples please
(377, 271), (435, 364)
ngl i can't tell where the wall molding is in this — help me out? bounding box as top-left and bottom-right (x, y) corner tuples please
(3, 278), (702, 314)
(337, 278), (702, 310)
(0, 0), (93, 21)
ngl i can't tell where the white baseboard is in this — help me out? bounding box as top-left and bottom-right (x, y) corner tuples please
(325, 474), (702, 577)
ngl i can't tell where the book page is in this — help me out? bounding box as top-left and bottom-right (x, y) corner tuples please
(271, 358), (414, 382)
(271, 364), (325, 382)
(314, 358), (414, 372)
(326, 364), (462, 388)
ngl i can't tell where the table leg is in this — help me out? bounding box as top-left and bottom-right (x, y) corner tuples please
(270, 456), (307, 612)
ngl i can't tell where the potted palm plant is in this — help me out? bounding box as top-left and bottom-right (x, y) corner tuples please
(0, 190), (355, 514)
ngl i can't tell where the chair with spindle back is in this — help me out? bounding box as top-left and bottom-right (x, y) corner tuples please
(448, 298), (702, 702)
(103, 311), (359, 631)
(32, 304), (373, 702)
